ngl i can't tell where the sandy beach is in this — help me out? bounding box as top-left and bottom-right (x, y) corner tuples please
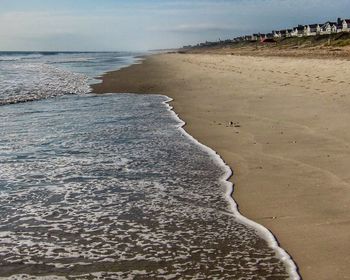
(92, 53), (350, 280)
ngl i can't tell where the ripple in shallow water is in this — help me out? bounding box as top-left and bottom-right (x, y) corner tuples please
(0, 94), (292, 279)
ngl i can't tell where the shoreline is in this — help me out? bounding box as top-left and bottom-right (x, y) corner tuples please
(92, 53), (350, 280)
(163, 96), (300, 279)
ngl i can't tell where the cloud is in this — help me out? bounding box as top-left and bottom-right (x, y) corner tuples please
(1, 0), (350, 51)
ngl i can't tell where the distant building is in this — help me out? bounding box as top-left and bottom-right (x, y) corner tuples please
(342, 19), (350, 32)
(272, 30), (281, 38)
(229, 16), (350, 48)
(321, 22), (337, 34)
(259, 33), (267, 40)
(279, 30), (288, 38)
(304, 24), (322, 36)
(234, 36), (244, 42)
(245, 35), (258, 41)
(286, 29), (293, 37)
(272, 30), (288, 38)
(252, 34), (260, 41)
(291, 25), (305, 37)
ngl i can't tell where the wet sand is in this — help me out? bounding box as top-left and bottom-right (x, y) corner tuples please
(92, 53), (350, 280)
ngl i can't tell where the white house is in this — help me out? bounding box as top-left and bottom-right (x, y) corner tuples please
(285, 29), (293, 37)
(304, 24), (322, 36)
(279, 30), (288, 38)
(272, 30), (281, 38)
(290, 29), (298, 37)
(245, 34), (259, 41)
(342, 19), (350, 32)
(244, 35), (251, 41)
(252, 34), (260, 41)
(291, 25), (305, 37)
(331, 23), (338, 33)
(321, 22), (337, 34)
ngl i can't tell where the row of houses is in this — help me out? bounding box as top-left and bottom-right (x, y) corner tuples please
(235, 18), (350, 42)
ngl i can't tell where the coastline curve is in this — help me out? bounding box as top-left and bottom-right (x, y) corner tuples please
(162, 95), (301, 280)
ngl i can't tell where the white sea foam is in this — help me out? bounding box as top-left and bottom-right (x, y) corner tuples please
(163, 96), (300, 280)
(0, 92), (297, 279)
(0, 52), (140, 106)
(0, 63), (90, 105)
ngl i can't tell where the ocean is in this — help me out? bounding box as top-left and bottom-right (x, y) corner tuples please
(0, 52), (298, 279)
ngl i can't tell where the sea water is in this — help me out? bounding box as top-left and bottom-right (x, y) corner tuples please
(0, 52), (136, 105)
(0, 52), (298, 279)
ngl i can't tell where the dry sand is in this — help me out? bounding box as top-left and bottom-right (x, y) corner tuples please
(92, 53), (350, 280)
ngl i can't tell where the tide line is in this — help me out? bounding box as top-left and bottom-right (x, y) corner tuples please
(163, 95), (300, 280)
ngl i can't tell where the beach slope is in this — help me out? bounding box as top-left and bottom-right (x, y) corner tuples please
(92, 53), (350, 280)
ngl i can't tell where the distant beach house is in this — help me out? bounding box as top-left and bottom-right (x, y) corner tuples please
(259, 33), (266, 40)
(272, 30), (281, 38)
(272, 29), (292, 38)
(342, 19), (350, 32)
(286, 29), (293, 37)
(230, 17), (350, 45)
(304, 24), (322, 36)
(234, 36), (244, 42)
(279, 30), (288, 38)
(320, 22), (337, 34)
(291, 25), (305, 37)
(244, 35), (252, 41)
(252, 34), (260, 41)
(266, 33), (274, 39)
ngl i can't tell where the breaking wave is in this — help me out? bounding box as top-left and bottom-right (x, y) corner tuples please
(0, 63), (90, 105)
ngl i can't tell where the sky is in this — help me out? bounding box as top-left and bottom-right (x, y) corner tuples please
(1, 0), (350, 51)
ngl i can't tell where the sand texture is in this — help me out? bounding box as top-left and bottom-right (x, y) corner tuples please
(92, 53), (350, 280)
